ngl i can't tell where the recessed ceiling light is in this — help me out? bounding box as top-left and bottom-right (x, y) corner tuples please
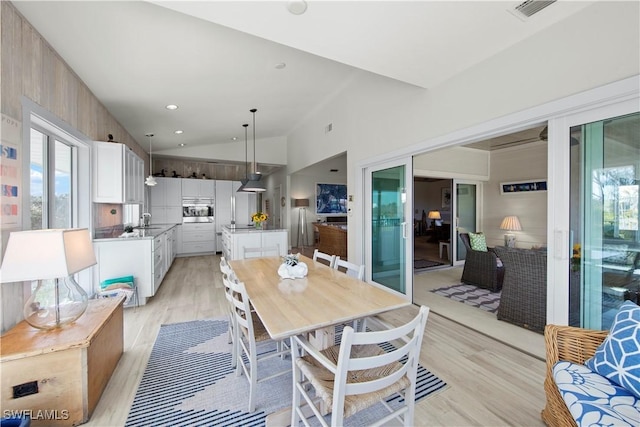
(174, 130), (183, 134)
(231, 137), (238, 141)
(286, 1), (307, 15)
(179, 143), (186, 147)
(165, 104), (178, 110)
(275, 62), (286, 69)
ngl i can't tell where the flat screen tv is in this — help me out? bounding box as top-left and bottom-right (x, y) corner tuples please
(316, 183), (347, 215)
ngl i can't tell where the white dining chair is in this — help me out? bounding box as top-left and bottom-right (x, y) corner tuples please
(333, 256), (365, 280)
(312, 249), (336, 268)
(220, 266), (238, 368)
(291, 305), (430, 427)
(243, 244), (280, 259)
(227, 277), (290, 412)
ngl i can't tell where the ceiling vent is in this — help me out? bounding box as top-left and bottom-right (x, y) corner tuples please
(512, 0), (556, 19)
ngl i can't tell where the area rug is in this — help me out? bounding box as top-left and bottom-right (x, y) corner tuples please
(414, 259), (444, 270)
(430, 284), (501, 313)
(125, 318), (447, 427)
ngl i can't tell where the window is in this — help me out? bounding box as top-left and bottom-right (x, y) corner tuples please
(30, 127), (75, 229)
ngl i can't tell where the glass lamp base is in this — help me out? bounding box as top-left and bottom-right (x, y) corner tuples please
(24, 277), (89, 330)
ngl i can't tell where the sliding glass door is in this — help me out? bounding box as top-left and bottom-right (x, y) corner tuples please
(365, 158), (413, 299)
(453, 180), (480, 266)
(569, 112), (640, 329)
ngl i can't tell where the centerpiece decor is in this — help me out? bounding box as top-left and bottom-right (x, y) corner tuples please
(277, 253), (308, 279)
(252, 211), (268, 229)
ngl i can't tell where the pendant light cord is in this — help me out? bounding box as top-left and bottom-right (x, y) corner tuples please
(250, 108), (257, 174)
(243, 123), (249, 180)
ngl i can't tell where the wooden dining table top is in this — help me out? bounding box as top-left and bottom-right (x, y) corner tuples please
(228, 255), (410, 340)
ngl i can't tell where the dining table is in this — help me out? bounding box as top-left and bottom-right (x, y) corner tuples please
(228, 254), (410, 347)
(228, 254), (411, 425)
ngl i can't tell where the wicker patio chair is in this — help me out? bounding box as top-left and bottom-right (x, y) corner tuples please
(493, 246), (547, 332)
(460, 233), (504, 292)
(541, 324), (608, 427)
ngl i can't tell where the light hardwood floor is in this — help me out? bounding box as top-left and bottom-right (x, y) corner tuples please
(86, 255), (547, 427)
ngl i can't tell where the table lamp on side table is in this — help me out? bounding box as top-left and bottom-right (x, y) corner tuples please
(500, 215), (522, 248)
(0, 228), (96, 330)
(427, 210), (441, 229)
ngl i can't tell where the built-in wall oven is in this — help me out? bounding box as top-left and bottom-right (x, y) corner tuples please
(182, 198), (214, 223)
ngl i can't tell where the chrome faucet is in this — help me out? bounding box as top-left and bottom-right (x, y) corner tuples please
(142, 212), (151, 227)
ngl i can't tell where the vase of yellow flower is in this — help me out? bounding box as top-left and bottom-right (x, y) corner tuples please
(252, 211), (268, 229)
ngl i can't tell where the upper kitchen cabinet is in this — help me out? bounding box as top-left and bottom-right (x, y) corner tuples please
(93, 141), (144, 204)
(182, 179), (215, 198)
(151, 177), (182, 207)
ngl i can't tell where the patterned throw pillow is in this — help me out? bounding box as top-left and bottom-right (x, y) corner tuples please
(585, 301), (640, 398)
(468, 232), (488, 252)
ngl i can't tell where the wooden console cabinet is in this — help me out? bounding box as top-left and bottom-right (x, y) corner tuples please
(317, 224), (348, 260)
(0, 297), (124, 426)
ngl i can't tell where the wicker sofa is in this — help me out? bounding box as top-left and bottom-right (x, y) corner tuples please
(493, 246), (547, 333)
(460, 233), (504, 292)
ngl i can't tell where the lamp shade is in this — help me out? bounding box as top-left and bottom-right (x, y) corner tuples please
(500, 216), (522, 231)
(1, 228), (97, 283)
(427, 210), (441, 220)
(294, 198), (310, 208)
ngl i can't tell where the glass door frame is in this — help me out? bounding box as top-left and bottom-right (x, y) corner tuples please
(452, 179), (483, 266)
(547, 97), (639, 325)
(364, 157), (413, 301)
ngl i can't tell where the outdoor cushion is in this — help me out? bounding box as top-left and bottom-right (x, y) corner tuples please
(585, 300), (640, 398)
(603, 244), (631, 265)
(553, 361), (640, 426)
(468, 232), (487, 252)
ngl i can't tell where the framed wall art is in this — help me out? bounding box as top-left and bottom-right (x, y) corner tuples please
(500, 179), (547, 194)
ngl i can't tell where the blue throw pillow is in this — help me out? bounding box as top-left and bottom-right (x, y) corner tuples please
(585, 301), (640, 399)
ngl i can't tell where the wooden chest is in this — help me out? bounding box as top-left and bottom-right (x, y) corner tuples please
(1, 297), (124, 426)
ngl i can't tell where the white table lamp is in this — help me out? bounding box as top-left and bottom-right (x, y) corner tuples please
(427, 210), (441, 228)
(500, 216), (522, 248)
(0, 228), (96, 330)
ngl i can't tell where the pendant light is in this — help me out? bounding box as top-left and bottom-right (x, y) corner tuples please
(243, 108), (266, 192)
(144, 133), (157, 186)
(236, 123), (249, 192)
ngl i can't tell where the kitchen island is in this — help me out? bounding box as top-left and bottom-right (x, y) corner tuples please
(221, 224), (288, 260)
(93, 224), (179, 305)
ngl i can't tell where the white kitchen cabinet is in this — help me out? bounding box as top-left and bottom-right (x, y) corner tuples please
(150, 177), (183, 224)
(215, 180), (233, 251)
(151, 177), (182, 207)
(182, 179), (215, 198)
(93, 225), (176, 305)
(221, 226), (288, 260)
(181, 222), (216, 254)
(93, 141), (144, 204)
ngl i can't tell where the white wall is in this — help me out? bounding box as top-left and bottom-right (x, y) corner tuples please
(484, 141), (548, 249)
(285, 1), (640, 258)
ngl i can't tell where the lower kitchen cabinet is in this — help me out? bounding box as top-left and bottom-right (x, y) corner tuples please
(180, 222), (216, 255)
(221, 226), (288, 260)
(93, 225), (177, 305)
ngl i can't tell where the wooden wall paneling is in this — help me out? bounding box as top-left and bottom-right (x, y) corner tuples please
(1, 2), (22, 120)
(21, 21), (40, 108)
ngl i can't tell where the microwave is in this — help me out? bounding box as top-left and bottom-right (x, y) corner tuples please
(182, 198), (214, 223)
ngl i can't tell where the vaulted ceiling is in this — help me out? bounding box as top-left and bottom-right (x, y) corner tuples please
(13, 1), (594, 160)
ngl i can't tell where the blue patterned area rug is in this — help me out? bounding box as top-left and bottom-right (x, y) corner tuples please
(125, 318), (447, 427)
(431, 283), (501, 313)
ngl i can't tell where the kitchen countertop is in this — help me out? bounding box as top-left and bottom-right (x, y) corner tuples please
(94, 223), (179, 241)
(222, 224), (287, 234)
